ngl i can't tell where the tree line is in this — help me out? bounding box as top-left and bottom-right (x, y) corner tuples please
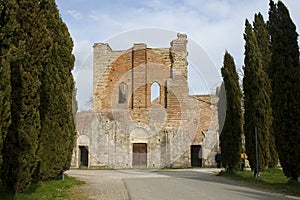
(0, 0), (76, 193)
(219, 0), (300, 181)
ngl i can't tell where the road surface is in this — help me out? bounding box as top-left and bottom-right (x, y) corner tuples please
(66, 169), (298, 200)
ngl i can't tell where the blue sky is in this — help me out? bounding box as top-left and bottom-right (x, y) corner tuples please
(56, 0), (300, 110)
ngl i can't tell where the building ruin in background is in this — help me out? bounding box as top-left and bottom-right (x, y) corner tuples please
(71, 34), (220, 168)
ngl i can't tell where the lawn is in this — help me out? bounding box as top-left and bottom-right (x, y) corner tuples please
(0, 175), (84, 200)
(219, 168), (300, 197)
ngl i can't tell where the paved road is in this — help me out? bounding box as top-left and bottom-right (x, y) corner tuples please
(66, 169), (298, 200)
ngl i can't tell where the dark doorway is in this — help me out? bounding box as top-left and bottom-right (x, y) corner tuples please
(79, 146), (89, 167)
(133, 143), (147, 168)
(191, 145), (202, 167)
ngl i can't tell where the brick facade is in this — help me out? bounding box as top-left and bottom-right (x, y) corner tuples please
(72, 34), (220, 168)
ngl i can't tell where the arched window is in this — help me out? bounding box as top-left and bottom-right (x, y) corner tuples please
(119, 82), (127, 103)
(151, 82), (160, 102)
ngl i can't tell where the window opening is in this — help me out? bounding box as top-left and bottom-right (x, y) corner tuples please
(151, 82), (160, 102)
(119, 82), (127, 103)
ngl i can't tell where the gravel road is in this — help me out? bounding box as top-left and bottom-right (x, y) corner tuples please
(66, 169), (299, 200)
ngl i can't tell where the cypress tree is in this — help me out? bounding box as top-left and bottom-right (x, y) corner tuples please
(220, 51), (243, 171)
(0, 0), (14, 167)
(268, 0), (300, 181)
(217, 82), (226, 134)
(253, 13), (272, 72)
(1, 0), (48, 193)
(253, 13), (278, 168)
(243, 20), (273, 177)
(37, 0), (76, 181)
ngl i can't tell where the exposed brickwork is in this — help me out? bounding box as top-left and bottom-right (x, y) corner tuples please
(72, 34), (219, 168)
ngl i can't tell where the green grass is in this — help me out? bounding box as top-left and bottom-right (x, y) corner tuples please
(0, 176), (84, 200)
(219, 168), (300, 197)
(74, 167), (116, 170)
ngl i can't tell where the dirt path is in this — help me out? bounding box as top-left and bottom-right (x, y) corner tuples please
(66, 170), (130, 200)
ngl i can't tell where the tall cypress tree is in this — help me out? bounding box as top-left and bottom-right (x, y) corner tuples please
(253, 13), (278, 168)
(217, 82), (226, 134)
(243, 20), (272, 176)
(0, 0), (14, 167)
(1, 0), (48, 193)
(253, 13), (272, 72)
(220, 51), (243, 171)
(268, 0), (300, 181)
(37, 0), (76, 181)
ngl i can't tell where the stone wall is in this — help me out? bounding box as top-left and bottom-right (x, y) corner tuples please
(72, 33), (219, 168)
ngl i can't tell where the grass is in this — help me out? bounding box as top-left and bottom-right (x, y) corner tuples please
(0, 175), (84, 200)
(219, 168), (300, 197)
(74, 167), (116, 170)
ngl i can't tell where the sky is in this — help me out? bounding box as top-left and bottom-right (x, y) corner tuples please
(55, 0), (300, 111)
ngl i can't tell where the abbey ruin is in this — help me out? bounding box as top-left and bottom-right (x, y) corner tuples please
(71, 33), (220, 168)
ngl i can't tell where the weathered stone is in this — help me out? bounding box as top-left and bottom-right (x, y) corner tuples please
(72, 34), (220, 169)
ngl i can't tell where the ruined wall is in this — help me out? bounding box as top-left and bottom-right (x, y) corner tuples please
(72, 34), (219, 169)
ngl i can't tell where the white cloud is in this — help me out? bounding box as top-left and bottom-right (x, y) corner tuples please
(72, 40), (93, 110)
(67, 9), (82, 20)
(75, 66), (93, 111)
(56, 0), (300, 110)
(73, 40), (93, 71)
(89, 10), (102, 21)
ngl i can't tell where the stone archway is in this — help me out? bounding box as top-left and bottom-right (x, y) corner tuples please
(130, 127), (149, 139)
